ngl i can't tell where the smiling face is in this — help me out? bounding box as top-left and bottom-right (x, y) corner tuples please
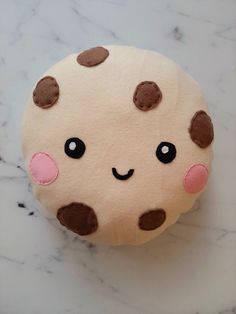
(22, 46), (214, 245)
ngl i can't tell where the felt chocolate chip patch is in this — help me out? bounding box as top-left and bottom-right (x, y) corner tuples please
(133, 81), (162, 111)
(189, 110), (214, 148)
(138, 209), (166, 231)
(77, 47), (109, 67)
(57, 202), (98, 236)
(33, 76), (59, 109)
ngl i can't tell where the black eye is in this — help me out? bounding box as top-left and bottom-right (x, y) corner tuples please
(156, 141), (176, 164)
(64, 137), (86, 159)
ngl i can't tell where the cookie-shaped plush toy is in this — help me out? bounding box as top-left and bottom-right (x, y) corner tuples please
(22, 46), (214, 245)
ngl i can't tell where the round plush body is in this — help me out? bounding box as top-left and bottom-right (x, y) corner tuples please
(22, 45), (214, 246)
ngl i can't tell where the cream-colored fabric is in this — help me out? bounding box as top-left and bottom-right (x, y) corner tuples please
(22, 46), (213, 245)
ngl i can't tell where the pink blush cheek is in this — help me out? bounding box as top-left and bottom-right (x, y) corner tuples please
(29, 152), (59, 186)
(184, 164), (209, 194)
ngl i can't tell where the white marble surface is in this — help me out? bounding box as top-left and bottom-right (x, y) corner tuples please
(0, 0), (236, 313)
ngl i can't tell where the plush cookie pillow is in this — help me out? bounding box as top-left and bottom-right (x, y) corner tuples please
(22, 45), (214, 246)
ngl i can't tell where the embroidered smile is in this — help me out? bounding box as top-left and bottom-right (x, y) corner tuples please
(112, 168), (134, 180)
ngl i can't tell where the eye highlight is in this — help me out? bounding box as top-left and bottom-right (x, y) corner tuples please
(64, 137), (86, 159)
(156, 142), (176, 164)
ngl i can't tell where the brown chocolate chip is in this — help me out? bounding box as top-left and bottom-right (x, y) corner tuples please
(189, 110), (214, 148)
(33, 76), (59, 109)
(77, 47), (109, 67)
(133, 81), (162, 111)
(138, 209), (166, 231)
(57, 202), (98, 236)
